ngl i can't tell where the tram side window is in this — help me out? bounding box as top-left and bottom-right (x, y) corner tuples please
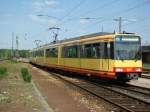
(61, 47), (65, 58)
(36, 51), (39, 57)
(92, 43), (100, 58)
(46, 48), (58, 57)
(50, 48), (58, 57)
(110, 42), (114, 59)
(84, 44), (92, 58)
(83, 43), (100, 58)
(99, 42), (104, 59)
(104, 42), (108, 59)
(63, 45), (78, 58)
(80, 45), (85, 58)
(40, 50), (44, 56)
(46, 49), (50, 57)
(102, 42), (114, 59)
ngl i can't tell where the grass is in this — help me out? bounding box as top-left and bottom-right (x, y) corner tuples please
(0, 60), (20, 73)
(21, 68), (32, 83)
(0, 60), (28, 80)
(0, 67), (7, 79)
(10, 60), (18, 64)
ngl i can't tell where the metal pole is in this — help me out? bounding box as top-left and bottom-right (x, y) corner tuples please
(11, 32), (14, 59)
(16, 36), (19, 58)
(119, 17), (122, 33)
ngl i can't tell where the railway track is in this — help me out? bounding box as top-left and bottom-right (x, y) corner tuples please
(89, 79), (150, 104)
(143, 68), (150, 79)
(142, 74), (150, 79)
(48, 72), (150, 112)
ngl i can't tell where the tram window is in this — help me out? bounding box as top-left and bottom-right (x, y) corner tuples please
(91, 43), (100, 58)
(101, 42), (114, 59)
(50, 48), (58, 57)
(46, 48), (58, 57)
(80, 45), (85, 58)
(84, 44), (92, 58)
(72, 46), (78, 57)
(61, 47), (65, 58)
(110, 42), (114, 59)
(36, 51), (39, 56)
(67, 47), (72, 57)
(40, 50), (44, 56)
(46, 49), (50, 57)
(83, 43), (100, 58)
(107, 43), (111, 59)
(63, 45), (78, 58)
(104, 42), (108, 59)
(78, 45), (81, 58)
(100, 43), (105, 59)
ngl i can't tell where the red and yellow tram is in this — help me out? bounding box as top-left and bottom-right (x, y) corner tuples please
(30, 32), (142, 82)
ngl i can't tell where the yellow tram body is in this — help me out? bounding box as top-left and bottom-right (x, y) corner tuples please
(30, 32), (142, 81)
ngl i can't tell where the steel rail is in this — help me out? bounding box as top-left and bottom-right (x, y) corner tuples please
(50, 72), (134, 112)
(32, 64), (150, 112)
(48, 72), (150, 112)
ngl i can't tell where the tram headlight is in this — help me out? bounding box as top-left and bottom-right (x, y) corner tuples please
(136, 68), (142, 72)
(115, 68), (123, 72)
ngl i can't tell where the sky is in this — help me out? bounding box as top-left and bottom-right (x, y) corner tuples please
(0, 0), (150, 49)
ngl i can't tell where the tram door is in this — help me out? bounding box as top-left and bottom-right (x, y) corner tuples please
(102, 42), (111, 71)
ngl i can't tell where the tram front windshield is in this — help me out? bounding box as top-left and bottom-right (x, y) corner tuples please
(115, 36), (141, 60)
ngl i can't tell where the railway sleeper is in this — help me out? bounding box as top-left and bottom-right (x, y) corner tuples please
(111, 99), (139, 105)
(128, 107), (150, 112)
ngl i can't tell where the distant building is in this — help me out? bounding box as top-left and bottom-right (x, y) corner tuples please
(142, 44), (150, 63)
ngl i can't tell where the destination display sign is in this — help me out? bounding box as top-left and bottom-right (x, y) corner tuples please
(115, 36), (139, 42)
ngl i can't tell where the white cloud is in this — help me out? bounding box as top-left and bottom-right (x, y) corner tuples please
(29, 14), (57, 26)
(29, 0), (63, 26)
(79, 19), (90, 24)
(32, 0), (58, 13)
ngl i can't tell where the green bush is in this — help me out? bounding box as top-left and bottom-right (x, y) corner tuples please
(21, 68), (32, 82)
(0, 67), (7, 79)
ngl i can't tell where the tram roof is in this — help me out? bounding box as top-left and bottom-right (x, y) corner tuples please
(60, 32), (113, 43)
(32, 32), (138, 51)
